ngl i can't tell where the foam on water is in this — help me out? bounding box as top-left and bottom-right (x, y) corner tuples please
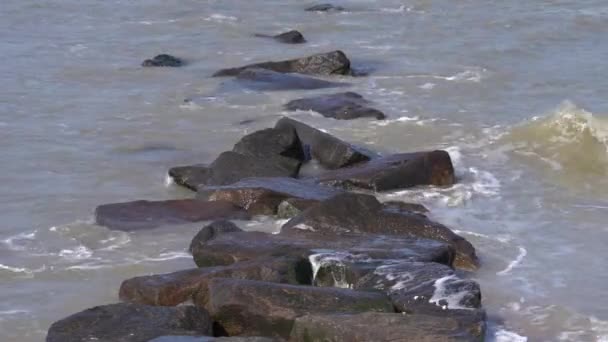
(493, 328), (528, 342)
(429, 275), (475, 310)
(497, 246), (527, 276)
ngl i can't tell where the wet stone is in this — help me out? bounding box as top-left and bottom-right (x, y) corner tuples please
(142, 54), (183, 67)
(305, 4), (346, 12)
(255, 30), (306, 44)
(233, 68), (347, 91)
(285, 92), (386, 120)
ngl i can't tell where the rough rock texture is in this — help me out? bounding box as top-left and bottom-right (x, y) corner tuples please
(46, 303), (212, 342)
(213, 51), (351, 77)
(282, 193), (479, 270)
(277, 198), (319, 219)
(120, 257), (312, 306)
(312, 151), (456, 191)
(231, 127), (303, 171)
(275, 117), (374, 169)
(189, 223), (454, 269)
(94, 199), (250, 231)
(234, 68), (347, 91)
(169, 151), (300, 191)
(290, 312), (485, 342)
(142, 54), (183, 67)
(196, 278), (394, 338)
(150, 337), (278, 342)
(196, 177), (341, 215)
(382, 200), (429, 215)
(305, 4), (346, 12)
(285, 92), (386, 120)
(255, 30), (306, 44)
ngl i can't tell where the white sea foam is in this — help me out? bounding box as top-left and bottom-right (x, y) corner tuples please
(142, 251), (191, 262)
(497, 246), (527, 275)
(494, 328), (528, 342)
(308, 252), (370, 288)
(164, 173), (174, 187)
(203, 14), (238, 23)
(428, 275), (474, 310)
(373, 265), (416, 291)
(419, 82), (436, 90)
(59, 245), (93, 261)
(2, 231), (37, 251)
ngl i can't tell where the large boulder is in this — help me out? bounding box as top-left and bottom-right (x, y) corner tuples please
(94, 199), (249, 231)
(285, 92), (386, 120)
(213, 51), (351, 77)
(120, 257), (313, 306)
(290, 312), (485, 342)
(254, 30), (306, 44)
(196, 278), (394, 338)
(281, 193), (479, 270)
(231, 126), (303, 171)
(189, 222), (454, 269)
(169, 151), (300, 191)
(46, 303), (212, 342)
(234, 68), (347, 91)
(312, 151), (455, 191)
(275, 117), (374, 169)
(196, 177), (341, 215)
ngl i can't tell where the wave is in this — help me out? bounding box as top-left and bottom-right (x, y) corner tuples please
(503, 101), (608, 190)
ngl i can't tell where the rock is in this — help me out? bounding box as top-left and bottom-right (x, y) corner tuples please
(282, 193), (479, 270)
(196, 278), (394, 338)
(196, 177), (341, 215)
(276, 198), (318, 219)
(232, 127), (303, 171)
(213, 50), (351, 77)
(150, 337), (278, 342)
(120, 256), (313, 306)
(169, 151), (300, 191)
(234, 68), (347, 91)
(290, 312), (485, 342)
(255, 30), (306, 44)
(94, 199), (250, 231)
(189, 225), (454, 269)
(312, 151), (456, 191)
(305, 4), (346, 12)
(46, 303), (212, 342)
(382, 200), (429, 215)
(275, 117), (374, 169)
(284, 92), (386, 120)
(142, 54), (183, 67)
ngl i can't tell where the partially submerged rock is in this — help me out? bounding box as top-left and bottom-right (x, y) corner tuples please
(234, 68), (347, 91)
(142, 54), (183, 67)
(290, 312), (485, 342)
(46, 303), (212, 342)
(255, 30), (306, 44)
(282, 193), (479, 270)
(285, 92), (386, 120)
(231, 126), (303, 171)
(276, 197), (319, 219)
(213, 50), (351, 77)
(275, 117), (374, 169)
(196, 278), (394, 338)
(312, 150), (456, 191)
(94, 199), (249, 231)
(305, 4), (346, 12)
(197, 177), (341, 215)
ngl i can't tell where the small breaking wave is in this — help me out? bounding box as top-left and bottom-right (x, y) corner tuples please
(503, 101), (608, 191)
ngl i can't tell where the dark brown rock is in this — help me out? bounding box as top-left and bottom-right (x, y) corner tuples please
(255, 30), (306, 44)
(196, 177), (341, 215)
(277, 198), (319, 219)
(142, 54), (183, 67)
(213, 51), (351, 77)
(281, 193), (479, 270)
(290, 312), (485, 342)
(46, 303), (212, 342)
(284, 92), (386, 120)
(232, 127), (303, 172)
(94, 199), (250, 231)
(382, 200), (429, 215)
(275, 117), (374, 169)
(196, 278), (394, 338)
(119, 257), (313, 306)
(312, 151), (456, 191)
(151, 337), (278, 342)
(234, 68), (347, 91)
(168, 164), (209, 191)
(305, 4), (346, 12)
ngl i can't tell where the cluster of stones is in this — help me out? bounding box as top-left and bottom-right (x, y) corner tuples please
(47, 4), (487, 342)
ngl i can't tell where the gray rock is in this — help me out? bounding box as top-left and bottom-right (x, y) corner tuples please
(234, 68), (347, 91)
(285, 92), (385, 120)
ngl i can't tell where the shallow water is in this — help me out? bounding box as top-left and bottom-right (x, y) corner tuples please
(2, 0), (608, 341)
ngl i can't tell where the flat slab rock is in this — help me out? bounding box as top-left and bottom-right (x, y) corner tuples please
(291, 312), (485, 342)
(282, 193), (479, 270)
(94, 199), (250, 231)
(142, 54), (183, 67)
(196, 177), (342, 215)
(196, 278), (394, 339)
(275, 117), (374, 169)
(254, 30), (306, 44)
(285, 92), (386, 120)
(311, 151), (455, 191)
(233, 68), (347, 91)
(189, 220), (454, 268)
(213, 50), (351, 77)
(46, 303), (212, 342)
(305, 4), (346, 12)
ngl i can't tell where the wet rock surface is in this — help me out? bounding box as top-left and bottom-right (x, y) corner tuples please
(285, 92), (386, 120)
(94, 199), (250, 231)
(46, 303), (212, 342)
(213, 51), (351, 77)
(305, 4), (346, 12)
(234, 68), (347, 91)
(255, 30), (306, 44)
(142, 54), (183, 67)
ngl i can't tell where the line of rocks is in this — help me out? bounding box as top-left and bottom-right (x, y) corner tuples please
(48, 3), (488, 342)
